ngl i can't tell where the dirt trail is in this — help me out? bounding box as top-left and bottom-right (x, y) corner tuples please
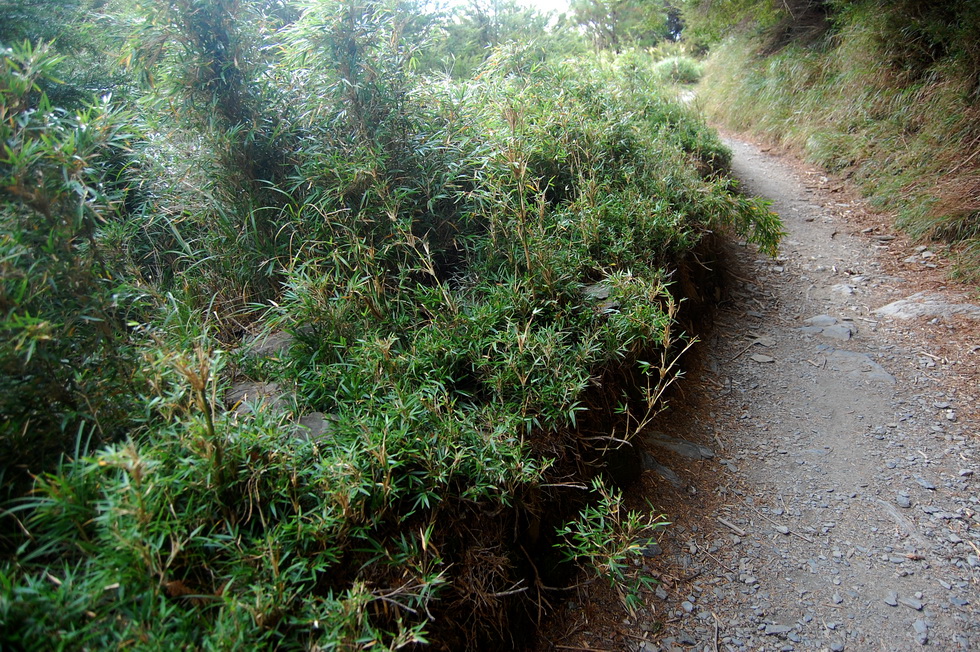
(538, 137), (980, 651)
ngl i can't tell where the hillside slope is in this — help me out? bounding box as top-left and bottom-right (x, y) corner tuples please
(689, 0), (980, 282)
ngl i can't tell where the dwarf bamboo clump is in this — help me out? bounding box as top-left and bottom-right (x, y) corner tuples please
(0, 3), (780, 649)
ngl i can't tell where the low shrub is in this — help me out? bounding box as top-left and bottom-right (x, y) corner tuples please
(654, 56), (703, 84)
(0, 6), (780, 649)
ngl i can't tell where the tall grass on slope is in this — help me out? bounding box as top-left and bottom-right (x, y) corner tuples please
(697, 4), (980, 281)
(0, 20), (779, 652)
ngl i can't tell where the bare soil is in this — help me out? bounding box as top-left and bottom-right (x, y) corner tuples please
(534, 135), (980, 651)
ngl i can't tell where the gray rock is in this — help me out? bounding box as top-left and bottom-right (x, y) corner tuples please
(825, 349), (896, 384)
(641, 453), (685, 488)
(226, 380), (291, 416)
(582, 282), (619, 312)
(899, 596), (924, 611)
(874, 292), (980, 321)
(582, 281), (612, 300)
(914, 476), (936, 490)
(896, 494), (912, 509)
(820, 323), (856, 340)
(645, 432), (715, 460)
(677, 632), (697, 646)
(764, 624), (792, 635)
(750, 353), (776, 363)
(291, 412), (335, 441)
(884, 591), (898, 606)
(804, 314), (838, 327)
(247, 330), (294, 358)
(640, 540), (663, 557)
(912, 619), (929, 645)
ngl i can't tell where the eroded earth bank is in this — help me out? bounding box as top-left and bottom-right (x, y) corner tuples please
(539, 136), (980, 651)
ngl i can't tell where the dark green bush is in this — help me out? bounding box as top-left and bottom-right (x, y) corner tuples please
(0, 42), (141, 491)
(1, 5), (780, 649)
(654, 56), (703, 83)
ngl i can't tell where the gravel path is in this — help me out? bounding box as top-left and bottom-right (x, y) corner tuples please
(538, 136), (980, 651)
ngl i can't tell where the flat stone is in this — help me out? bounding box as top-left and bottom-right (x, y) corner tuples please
(874, 292), (980, 321)
(820, 323), (856, 340)
(896, 494), (912, 509)
(899, 596), (924, 610)
(645, 432), (715, 460)
(764, 624), (792, 635)
(291, 412), (335, 441)
(226, 381), (291, 415)
(248, 330), (294, 357)
(677, 632), (697, 646)
(804, 314), (838, 327)
(884, 591), (898, 606)
(914, 476), (936, 490)
(750, 354), (776, 363)
(582, 281), (612, 300)
(824, 349), (896, 385)
(912, 619), (928, 644)
(642, 453), (684, 488)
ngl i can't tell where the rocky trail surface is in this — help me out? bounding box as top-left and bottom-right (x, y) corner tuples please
(537, 136), (980, 651)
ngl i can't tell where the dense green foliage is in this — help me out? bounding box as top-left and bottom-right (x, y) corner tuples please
(0, 1), (780, 648)
(0, 0), (127, 107)
(653, 55), (702, 84)
(0, 42), (140, 490)
(688, 0), (980, 279)
(424, 0), (569, 78)
(571, 0), (683, 52)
